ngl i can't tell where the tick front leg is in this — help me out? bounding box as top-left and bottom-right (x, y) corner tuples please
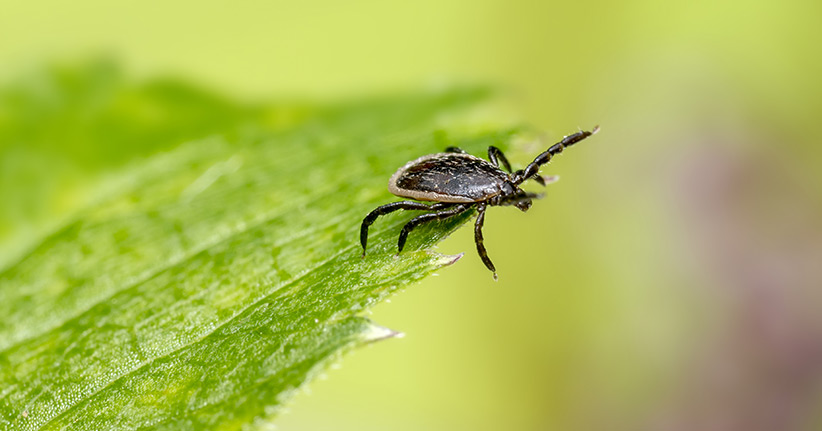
(487, 146), (512, 173)
(473, 203), (497, 279)
(397, 204), (470, 253)
(361, 201), (443, 257)
(514, 126), (599, 186)
(513, 170), (554, 186)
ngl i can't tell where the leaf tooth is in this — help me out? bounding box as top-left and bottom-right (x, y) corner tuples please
(428, 252), (465, 268)
(359, 322), (404, 344)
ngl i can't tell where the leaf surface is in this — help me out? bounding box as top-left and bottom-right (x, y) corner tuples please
(0, 63), (515, 430)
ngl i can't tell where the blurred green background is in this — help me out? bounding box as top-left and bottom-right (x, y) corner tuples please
(2, 1), (821, 430)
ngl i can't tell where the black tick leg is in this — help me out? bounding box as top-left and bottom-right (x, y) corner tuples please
(514, 126), (599, 186)
(513, 169), (548, 186)
(444, 146), (467, 154)
(487, 146), (512, 173)
(361, 201), (450, 256)
(397, 204), (472, 253)
(473, 203), (497, 279)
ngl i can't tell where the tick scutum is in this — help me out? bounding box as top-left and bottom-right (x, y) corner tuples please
(388, 153), (509, 203)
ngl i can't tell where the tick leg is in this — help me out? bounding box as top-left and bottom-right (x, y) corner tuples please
(361, 201), (449, 257)
(487, 146), (512, 173)
(513, 169), (550, 186)
(513, 126), (599, 186)
(397, 204), (471, 253)
(445, 146), (467, 153)
(498, 191), (543, 206)
(473, 203), (497, 279)
(528, 174), (559, 186)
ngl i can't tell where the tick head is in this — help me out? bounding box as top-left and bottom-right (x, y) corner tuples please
(493, 183), (538, 211)
(515, 198), (532, 212)
(509, 185), (533, 212)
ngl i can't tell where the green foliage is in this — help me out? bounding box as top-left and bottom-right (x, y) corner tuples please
(0, 62), (516, 430)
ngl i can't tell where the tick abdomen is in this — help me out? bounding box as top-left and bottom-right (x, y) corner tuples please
(388, 153), (509, 203)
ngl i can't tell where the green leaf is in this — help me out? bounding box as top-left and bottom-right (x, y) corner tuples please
(0, 62), (517, 430)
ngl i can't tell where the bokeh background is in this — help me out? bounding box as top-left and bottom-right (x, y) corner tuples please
(2, 1), (821, 430)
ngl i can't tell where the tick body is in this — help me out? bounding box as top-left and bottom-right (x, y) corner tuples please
(360, 126), (599, 279)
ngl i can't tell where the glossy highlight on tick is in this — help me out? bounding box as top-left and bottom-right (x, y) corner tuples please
(360, 126), (599, 279)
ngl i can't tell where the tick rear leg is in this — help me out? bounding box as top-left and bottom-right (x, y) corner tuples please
(473, 203), (497, 279)
(445, 146), (467, 153)
(487, 146), (512, 173)
(397, 204), (471, 253)
(361, 201), (450, 257)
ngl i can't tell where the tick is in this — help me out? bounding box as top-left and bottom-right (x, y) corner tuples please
(360, 126), (599, 278)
